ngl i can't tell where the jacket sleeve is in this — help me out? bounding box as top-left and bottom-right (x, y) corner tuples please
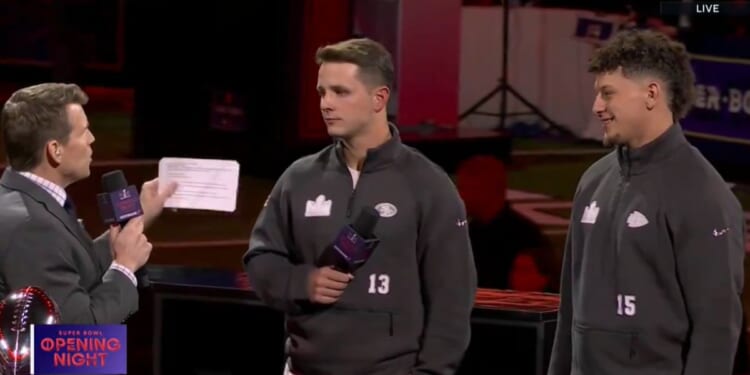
(92, 231), (115, 270)
(413, 172), (477, 375)
(673, 191), (745, 375)
(242, 169), (314, 314)
(547, 224), (573, 375)
(2, 219), (138, 324)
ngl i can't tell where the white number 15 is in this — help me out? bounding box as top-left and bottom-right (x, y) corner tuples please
(617, 294), (636, 316)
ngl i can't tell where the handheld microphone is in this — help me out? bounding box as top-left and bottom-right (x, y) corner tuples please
(97, 170), (143, 225)
(96, 170), (149, 287)
(317, 207), (381, 273)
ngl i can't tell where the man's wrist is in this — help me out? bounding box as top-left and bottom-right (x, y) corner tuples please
(110, 261), (138, 287)
(113, 258), (137, 273)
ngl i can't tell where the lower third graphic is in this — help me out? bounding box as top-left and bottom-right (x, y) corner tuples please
(32, 325), (126, 374)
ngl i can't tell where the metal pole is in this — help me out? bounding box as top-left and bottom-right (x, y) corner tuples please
(500, 0), (510, 130)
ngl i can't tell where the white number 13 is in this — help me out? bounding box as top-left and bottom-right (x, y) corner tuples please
(368, 273), (390, 295)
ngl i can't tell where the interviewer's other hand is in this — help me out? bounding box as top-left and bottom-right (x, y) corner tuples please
(140, 178), (178, 229)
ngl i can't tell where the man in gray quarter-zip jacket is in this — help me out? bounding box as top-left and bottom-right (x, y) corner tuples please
(548, 29), (746, 375)
(243, 38), (477, 375)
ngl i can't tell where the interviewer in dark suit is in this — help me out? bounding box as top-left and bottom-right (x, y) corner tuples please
(0, 83), (176, 323)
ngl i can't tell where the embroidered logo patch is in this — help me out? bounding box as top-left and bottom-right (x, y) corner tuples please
(374, 202), (398, 218)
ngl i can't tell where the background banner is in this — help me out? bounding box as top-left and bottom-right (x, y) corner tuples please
(681, 55), (750, 143)
(459, 7), (750, 147)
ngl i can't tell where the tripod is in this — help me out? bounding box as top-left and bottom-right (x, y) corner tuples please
(459, 1), (573, 137)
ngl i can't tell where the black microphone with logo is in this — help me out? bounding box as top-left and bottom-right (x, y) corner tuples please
(316, 207), (381, 273)
(96, 170), (149, 287)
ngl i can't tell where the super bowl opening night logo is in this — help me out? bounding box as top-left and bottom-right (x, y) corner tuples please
(40, 330), (119, 367)
(33, 325), (127, 374)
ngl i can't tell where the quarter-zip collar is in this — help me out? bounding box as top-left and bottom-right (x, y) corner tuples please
(331, 122), (402, 173)
(616, 123), (688, 177)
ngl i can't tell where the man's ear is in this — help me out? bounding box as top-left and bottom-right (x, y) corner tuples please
(46, 140), (62, 166)
(645, 81), (661, 111)
(372, 86), (390, 113)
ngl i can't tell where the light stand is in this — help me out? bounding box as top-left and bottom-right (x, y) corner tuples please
(459, 1), (573, 137)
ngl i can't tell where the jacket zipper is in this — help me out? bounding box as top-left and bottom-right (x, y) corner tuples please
(344, 151), (367, 219)
(613, 171), (628, 315)
(346, 191), (356, 218)
(345, 160), (366, 218)
(613, 179), (625, 254)
(613, 145), (635, 317)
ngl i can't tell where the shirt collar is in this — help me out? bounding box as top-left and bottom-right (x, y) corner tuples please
(17, 170), (67, 207)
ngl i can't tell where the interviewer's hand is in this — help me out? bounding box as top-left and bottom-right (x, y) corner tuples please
(140, 178), (178, 229)
(307, 266), (353, 304)
(108, 216), (152, 273)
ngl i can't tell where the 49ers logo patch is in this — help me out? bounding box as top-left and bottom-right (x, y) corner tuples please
(374, 202), (398, 218)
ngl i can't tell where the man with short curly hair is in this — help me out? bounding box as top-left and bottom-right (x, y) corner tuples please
(549, 29), (746, 374)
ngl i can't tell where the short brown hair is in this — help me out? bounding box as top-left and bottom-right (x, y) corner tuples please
(1, 83), (89, 171)
(588, 29), (696, 119)
(315, 38), (395, 90)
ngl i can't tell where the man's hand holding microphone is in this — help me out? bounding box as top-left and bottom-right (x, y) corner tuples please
(108, 216), (152, 274)
(307, 207), (380, 304)
(307, 266), (354, 304)
(98, 170), (177, 283)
